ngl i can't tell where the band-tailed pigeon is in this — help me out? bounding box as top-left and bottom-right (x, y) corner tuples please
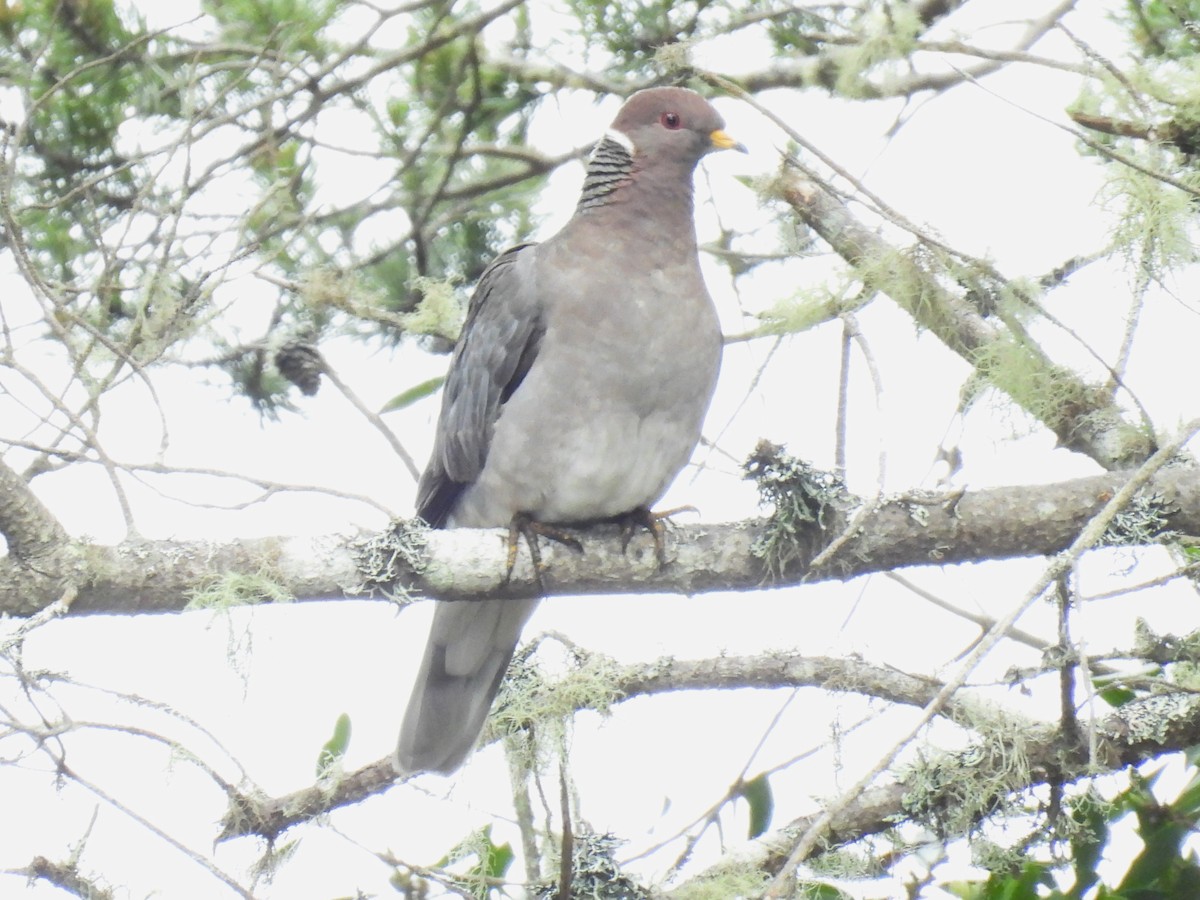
(396, 87), (742, 774)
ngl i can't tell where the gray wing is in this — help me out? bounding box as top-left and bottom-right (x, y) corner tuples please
(398, 243), (544, 774)
(415, 242), (544, 528)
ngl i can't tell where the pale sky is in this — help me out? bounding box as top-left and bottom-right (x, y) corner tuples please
(4, 2), (1200, 897)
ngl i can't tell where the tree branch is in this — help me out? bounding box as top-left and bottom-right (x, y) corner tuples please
(5, 465), (1200, 616)
(216, 647), (1200, 855)
(686, 690), (1200, 888)
(0, 456), (69, 561)
(774, 168), (1154, 470)
(737, 0), (1077, 97)
(18, 856), (114, 900)
(214, 650), (965, 842)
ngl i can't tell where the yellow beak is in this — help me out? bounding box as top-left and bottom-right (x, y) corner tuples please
(710, 129), (748, 153)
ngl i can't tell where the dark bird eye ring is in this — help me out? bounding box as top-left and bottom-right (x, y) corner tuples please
(661, 112), (681, 129)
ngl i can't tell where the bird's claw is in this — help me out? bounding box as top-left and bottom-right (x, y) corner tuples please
(505, 513), (583, 589)
(618, 505), (697, 569)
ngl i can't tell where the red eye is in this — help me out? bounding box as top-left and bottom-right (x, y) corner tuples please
(661, 112), (681, 129)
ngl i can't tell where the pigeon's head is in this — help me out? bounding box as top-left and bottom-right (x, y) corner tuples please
(606, 87), (746, 169)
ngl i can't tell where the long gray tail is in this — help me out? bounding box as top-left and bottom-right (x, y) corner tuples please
(395, 597), (539, 775)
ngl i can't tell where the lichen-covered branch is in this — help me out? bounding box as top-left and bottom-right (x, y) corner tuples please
(686, 690), (1200, 887)
(20, 856), (115, 900)
(212, 650), (970, 841)
(216, 644), (1200, 864)
(739, 0), (1077, 97)
(5, 465), (1200, 617)
(774, 169), (1154, 470)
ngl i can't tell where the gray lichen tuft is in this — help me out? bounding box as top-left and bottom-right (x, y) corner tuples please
(1107, 691), (1200, 747)
(349, 518), (429, 602)
(744, 439), (852, 577)
(535, 832), (651, 900)
(1102, 489), (1179, 546)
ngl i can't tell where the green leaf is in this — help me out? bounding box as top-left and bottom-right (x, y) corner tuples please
(1112, 765), (1200, 897)
(1068, 791), (1109, 898)
(316, 712), (351, 778)
(796, 882), (854, 899)
(940, 881), (986, 899)
(940, 861), (1057, 900)
(381, 376), (445, 412)
(435, 825), (513, 898)
(1098, 686), (1137, 707)
(387, 99), (411, 128)
(481, 839), (514, 882)
(1170, 764), (1200, 819)
(739, 772), (774, 839)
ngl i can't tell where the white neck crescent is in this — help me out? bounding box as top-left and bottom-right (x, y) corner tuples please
(600, 128), (635, 155)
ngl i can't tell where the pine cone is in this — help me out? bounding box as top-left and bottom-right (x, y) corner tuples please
(274, 340), (324, 396)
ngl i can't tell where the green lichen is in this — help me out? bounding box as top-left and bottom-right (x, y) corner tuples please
(967, 334), (1105, 437)
(853, 245), (939, 321)
(753, 276), (869, 336)
(300, 266), (356, 311)
(1101, 157), (1200, 277)
(668, 862), (769, 900)
(654, 40), (693, 73)
(806, 844), (883, 880)
(901, 704), (1040, 838)
(186, 569), (292, 610)
(827, 3), (923, 98)
(487, 645), (625, 771)
(402, 275), (465, 342)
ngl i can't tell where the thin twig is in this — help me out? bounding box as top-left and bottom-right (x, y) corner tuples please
(322, 363), (422, 482)
(764, 416), (1200, 896)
